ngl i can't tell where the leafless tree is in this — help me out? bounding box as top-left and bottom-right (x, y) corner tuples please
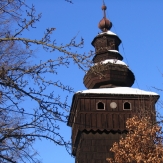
(0, 0), (93, 162)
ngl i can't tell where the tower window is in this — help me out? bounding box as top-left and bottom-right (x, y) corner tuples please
(96, 101), (105, 110)
(123, 102), (131, 110)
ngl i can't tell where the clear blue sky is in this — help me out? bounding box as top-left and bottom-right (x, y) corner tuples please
(25, 1), (163, 163)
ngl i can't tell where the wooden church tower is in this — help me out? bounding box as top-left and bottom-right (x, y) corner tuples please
(67, 3), (159, 163)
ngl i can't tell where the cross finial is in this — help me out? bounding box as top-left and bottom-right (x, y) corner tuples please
(103, 0), (105, 5)
(102, 0), (107, 18)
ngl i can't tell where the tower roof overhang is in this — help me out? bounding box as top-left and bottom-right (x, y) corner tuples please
(91, 31), (122, 47)
(77, 87), (159, 96)
(67, 87), (160, 127)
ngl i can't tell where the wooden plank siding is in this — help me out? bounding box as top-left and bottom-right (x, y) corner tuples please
(75, 112), (136, 131)
(74, 98), (140, 131)
(76, 132), (126, 163)
(68, 93), (159, 159)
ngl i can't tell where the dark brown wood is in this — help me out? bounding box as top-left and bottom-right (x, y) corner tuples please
(93, 51), (123, 63)
(75, 132), (126, 163)
(68, 93), (159, 163)
(91, 34), (121, 54)
(83, 63), (135, 89)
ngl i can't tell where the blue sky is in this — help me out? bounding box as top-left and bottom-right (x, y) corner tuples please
(25, 1), (163, 163)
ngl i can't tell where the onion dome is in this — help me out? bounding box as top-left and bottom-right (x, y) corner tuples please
(83, 3), (135, 89)
(98, 4), (112, 32)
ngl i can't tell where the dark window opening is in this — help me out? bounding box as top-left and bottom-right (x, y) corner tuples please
(124, 102), (131, 110)
(97, 102), (105, 110)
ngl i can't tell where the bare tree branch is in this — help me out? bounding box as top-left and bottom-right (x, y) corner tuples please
(0, 0), (92, 162)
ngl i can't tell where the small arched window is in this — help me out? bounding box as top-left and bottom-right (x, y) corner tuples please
(123, 102), (131, 110)
(96, 102), (105, 110)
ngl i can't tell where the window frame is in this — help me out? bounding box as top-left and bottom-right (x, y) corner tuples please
(96, 101), (105, 110)
(123, 101), (132, 110)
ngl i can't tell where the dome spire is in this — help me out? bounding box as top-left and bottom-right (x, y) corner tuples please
(98, 1), (112, 32)
(102, 0), (106, 18)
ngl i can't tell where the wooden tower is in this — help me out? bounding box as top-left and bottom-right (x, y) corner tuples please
(67, 4), (159, 163)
